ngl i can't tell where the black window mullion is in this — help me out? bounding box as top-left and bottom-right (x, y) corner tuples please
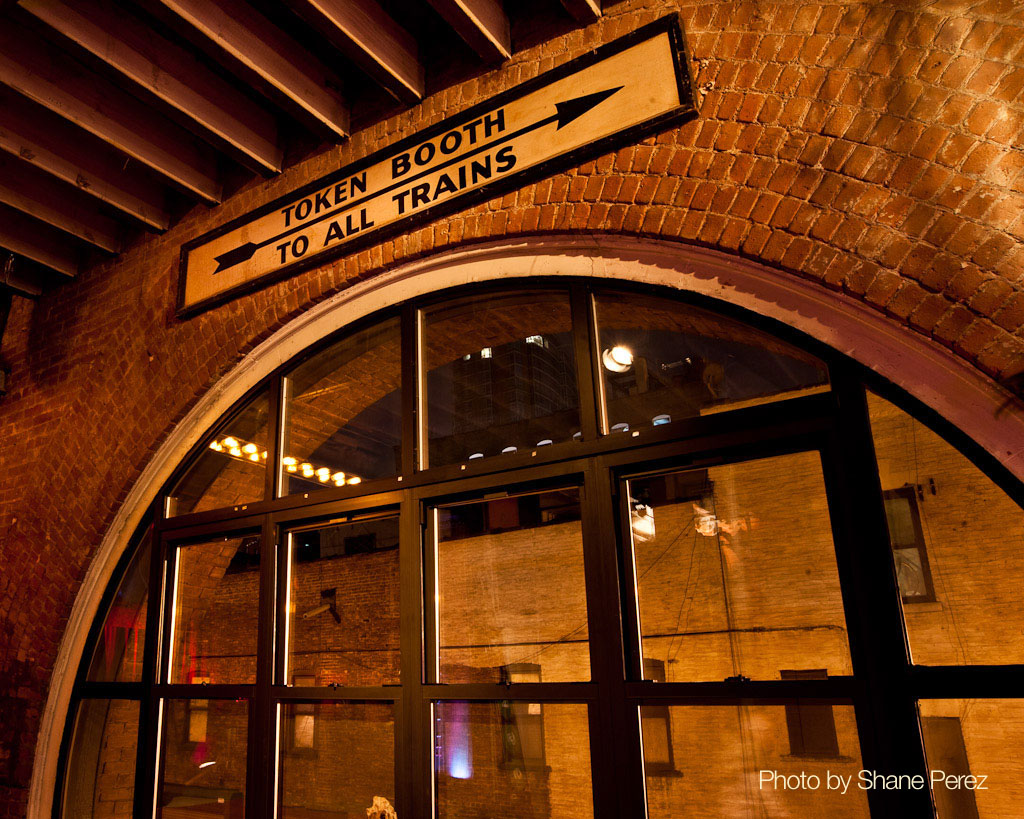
(399, 491), (428, 819)
(570, 284), (602, 441)
(582, 458), (646, 819)
(134, 519), (169, 819)
(264, 376), (283, 502)
(614, 469), (644, 685)
(401, 303), (421, 475)
(274, 526), (290, 691)
(822, 370), (931, 818)
(250, 514), (278, 818)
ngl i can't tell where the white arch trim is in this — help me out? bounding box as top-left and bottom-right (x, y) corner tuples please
(29, 233), (1024, 817)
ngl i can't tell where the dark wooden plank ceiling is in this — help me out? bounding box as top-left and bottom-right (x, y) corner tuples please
(0, 0), (603, 298)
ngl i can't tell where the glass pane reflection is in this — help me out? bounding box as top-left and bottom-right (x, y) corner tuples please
(62, 699), (138, 819)
(423, 292), (580, 467)
(642, 704), (868, 817)
(286, 516), (400, 686)
(868, 390), (1024, 665)
(595, 291), (829, 432)
(159, 699), (247, 818)
(434, 702), (593, 819)
(627, 452), (853, 681)
(435, 488), (590, 683)
(282, 317), (402, 495)
(169, 535), (260, 684)
(278, 703), (395, 818)
(920, 699), (1023, 819)
(87, 533), (151, 682)
(168, 389), (272, 516)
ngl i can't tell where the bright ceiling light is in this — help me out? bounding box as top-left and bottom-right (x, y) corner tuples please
(602, 345), (633, 373)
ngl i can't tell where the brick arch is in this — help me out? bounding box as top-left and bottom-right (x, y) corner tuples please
(26, 234), (1024, 818)
(6, 1), (1024, 813)
(571, 0), (1024, 380)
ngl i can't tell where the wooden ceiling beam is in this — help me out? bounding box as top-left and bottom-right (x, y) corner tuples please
(0, 204), (82, 279)
(157, 0), (350, 139)
(288, 0), (424, 104)
(427, 0), (510, 63)
(559, 0), (601, 23)
(0, 89), (169, 230)
(19, 0), (283, 174)
(0, 22), (221, 203)
(0, 156), (122, 253)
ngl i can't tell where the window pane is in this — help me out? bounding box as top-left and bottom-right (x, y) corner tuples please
(920, 699), (1020, 819)
(434, 701), (592, 819)
(423, 292), (580, 467)
(286, 516), (399, 686)
(595, 291), (829, 432)
(169, 535), (260, 684)
(279, 703), (395, 818)
(282, 318), (402, 495)
(168, 389), (272, 516)
(159, 699), (247, 818)
(62, 699), (138, 819)
(87, 533), (151, 682)
(434, 488), (590, 683)
(868, 390), (1024, 665)
(627, 452), (853, 681)
(642, 704), (868, 816)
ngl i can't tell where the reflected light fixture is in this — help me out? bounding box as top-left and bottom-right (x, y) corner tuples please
(602, 345), (634, 373)
(630, 499), (655, 542)
(208, 436), (362, 487)
(694, 504), (720, 537)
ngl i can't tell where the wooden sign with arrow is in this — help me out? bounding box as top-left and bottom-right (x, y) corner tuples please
(178, 15), (695, 316)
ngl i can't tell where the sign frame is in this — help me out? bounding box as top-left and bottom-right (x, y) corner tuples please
(176, 14), (697, 317)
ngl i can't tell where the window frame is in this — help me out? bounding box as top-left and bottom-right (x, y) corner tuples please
(57, 277), (1024, 819)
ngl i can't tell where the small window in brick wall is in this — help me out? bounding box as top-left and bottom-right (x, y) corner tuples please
(781, 670), (841, 758)
(290, 674), (317, 752)
(187, 678), (210, 744)
(499, 664), (546, 770)
(641, 659), (675, 774)
(882, 487), (936, 603)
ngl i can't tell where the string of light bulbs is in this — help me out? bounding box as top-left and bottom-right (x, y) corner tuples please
(209, 436), (362, 488)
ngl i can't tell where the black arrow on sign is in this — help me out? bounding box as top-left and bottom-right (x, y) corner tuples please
(212, 86), (624, 274)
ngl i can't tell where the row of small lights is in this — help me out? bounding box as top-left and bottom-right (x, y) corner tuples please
(209, 437), (361, 487)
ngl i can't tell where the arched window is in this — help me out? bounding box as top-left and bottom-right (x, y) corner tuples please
(57, 281), (1024, 818)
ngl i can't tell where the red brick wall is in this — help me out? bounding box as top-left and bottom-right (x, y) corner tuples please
(2, 0), (1024, 814)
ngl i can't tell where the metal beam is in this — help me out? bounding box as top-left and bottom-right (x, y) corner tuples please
(288, 0), (424, 104)
(560, 0), (601, 23)
(427, 0), (510, 63)
(157, 0), (350, 139)
(0, 21), (221, 203)
(0, 157), (121, 253)
(0, 89), (169, 230)
(20, 0), (283, 174)
(0, 204), (81, 279)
